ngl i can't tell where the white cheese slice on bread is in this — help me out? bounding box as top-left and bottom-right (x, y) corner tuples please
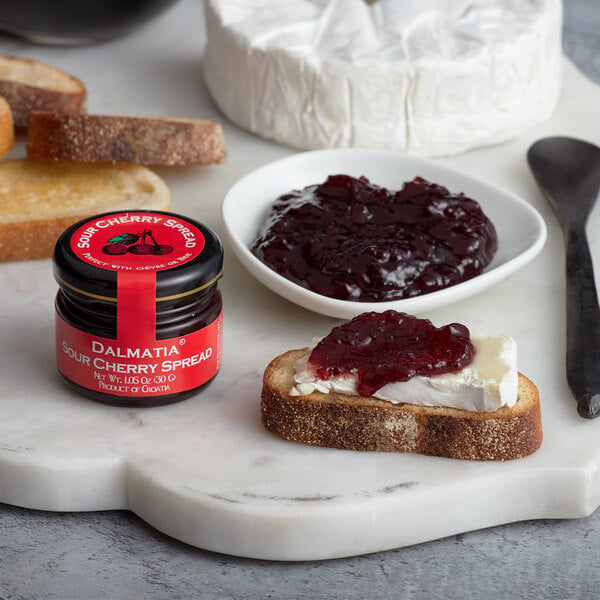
(291, 333), (518, 413)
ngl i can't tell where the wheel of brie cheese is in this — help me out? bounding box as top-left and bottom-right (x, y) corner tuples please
(203, 0), (562, 157)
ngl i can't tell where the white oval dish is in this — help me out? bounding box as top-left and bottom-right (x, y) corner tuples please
(221, 149), (546, 319)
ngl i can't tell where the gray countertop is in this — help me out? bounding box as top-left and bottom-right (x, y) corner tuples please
(1, 1), (600, 598)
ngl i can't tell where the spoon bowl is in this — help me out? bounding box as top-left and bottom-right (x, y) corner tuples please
(528, 137), (600, 225)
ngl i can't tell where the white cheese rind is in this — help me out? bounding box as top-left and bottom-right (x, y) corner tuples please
(203, 0), (562, 157)
(290, 332), (518, 413)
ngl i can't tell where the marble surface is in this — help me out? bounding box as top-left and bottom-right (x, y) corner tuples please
(1, 0), (600, 596)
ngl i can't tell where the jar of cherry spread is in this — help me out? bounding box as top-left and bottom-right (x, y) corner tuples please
(53, 210), (223, 407)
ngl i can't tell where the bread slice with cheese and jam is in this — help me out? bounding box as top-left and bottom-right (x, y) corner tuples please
(260, 311), (542, 461)
(0, 54), (87, 128)
(0, 158), (170, 262)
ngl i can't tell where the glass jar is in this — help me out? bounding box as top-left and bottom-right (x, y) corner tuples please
(53, 210), (223, 407)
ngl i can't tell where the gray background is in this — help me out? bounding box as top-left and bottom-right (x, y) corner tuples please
(1, 1), (600, 598)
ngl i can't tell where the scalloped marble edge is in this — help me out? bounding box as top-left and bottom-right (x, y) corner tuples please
(1, 59), (600, 562)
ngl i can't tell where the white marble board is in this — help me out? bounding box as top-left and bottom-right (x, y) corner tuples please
(1, 2), (600, 560)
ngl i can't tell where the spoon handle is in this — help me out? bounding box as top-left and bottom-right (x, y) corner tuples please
(565, 222), (600, 418)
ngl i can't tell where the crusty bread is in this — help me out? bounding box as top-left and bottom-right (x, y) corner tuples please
(0, 96), (14, 158)
(0, 158), (170, 262)
(261, 348), (543, 461)
(27, 111), (227, 166)
(0, 55), (86, 128)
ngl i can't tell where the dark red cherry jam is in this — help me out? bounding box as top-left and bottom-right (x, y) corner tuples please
(308, 311), (474, 397)
(251, 174), (498, 301)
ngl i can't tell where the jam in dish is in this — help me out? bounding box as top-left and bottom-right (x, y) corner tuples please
(308, 310), (474, 398)
(251, 174), (498, 301)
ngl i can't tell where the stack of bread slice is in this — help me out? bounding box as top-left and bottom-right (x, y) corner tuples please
(0, 54), (226, 262)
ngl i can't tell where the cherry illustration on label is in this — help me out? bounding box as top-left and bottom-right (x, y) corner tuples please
(102, 229), (174, 256)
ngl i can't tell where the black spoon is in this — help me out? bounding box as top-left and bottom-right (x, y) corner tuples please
(527, 136), (600, 418)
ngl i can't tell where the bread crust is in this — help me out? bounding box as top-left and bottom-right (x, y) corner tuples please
(0, 216), (89, 262)
(27, 111), (227, 166)
(0, 159), (170, 263)
(261, 349), (543, 461)
(0, 55), (86, 128)
(0, 96), (14, 158)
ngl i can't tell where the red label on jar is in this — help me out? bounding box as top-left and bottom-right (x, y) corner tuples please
(70, 212), (205, 270)
(56, 310), (223, 398)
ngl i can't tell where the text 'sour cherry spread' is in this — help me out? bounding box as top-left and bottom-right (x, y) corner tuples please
(53, 210), (223, 407)
(251, 175), (497, 301)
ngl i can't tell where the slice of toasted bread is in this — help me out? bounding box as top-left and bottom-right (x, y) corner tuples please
(261, 348), (543, 461)
(26, 111), (227, 166)
(0, 96), (14, 158)
(0, 158), (170, 262)
(0, 55), (86, 128)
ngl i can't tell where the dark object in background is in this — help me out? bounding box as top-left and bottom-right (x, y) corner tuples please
(0, 0), (180, 44)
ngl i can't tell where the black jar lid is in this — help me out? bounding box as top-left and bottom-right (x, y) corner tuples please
(53, 210), (223, 301)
